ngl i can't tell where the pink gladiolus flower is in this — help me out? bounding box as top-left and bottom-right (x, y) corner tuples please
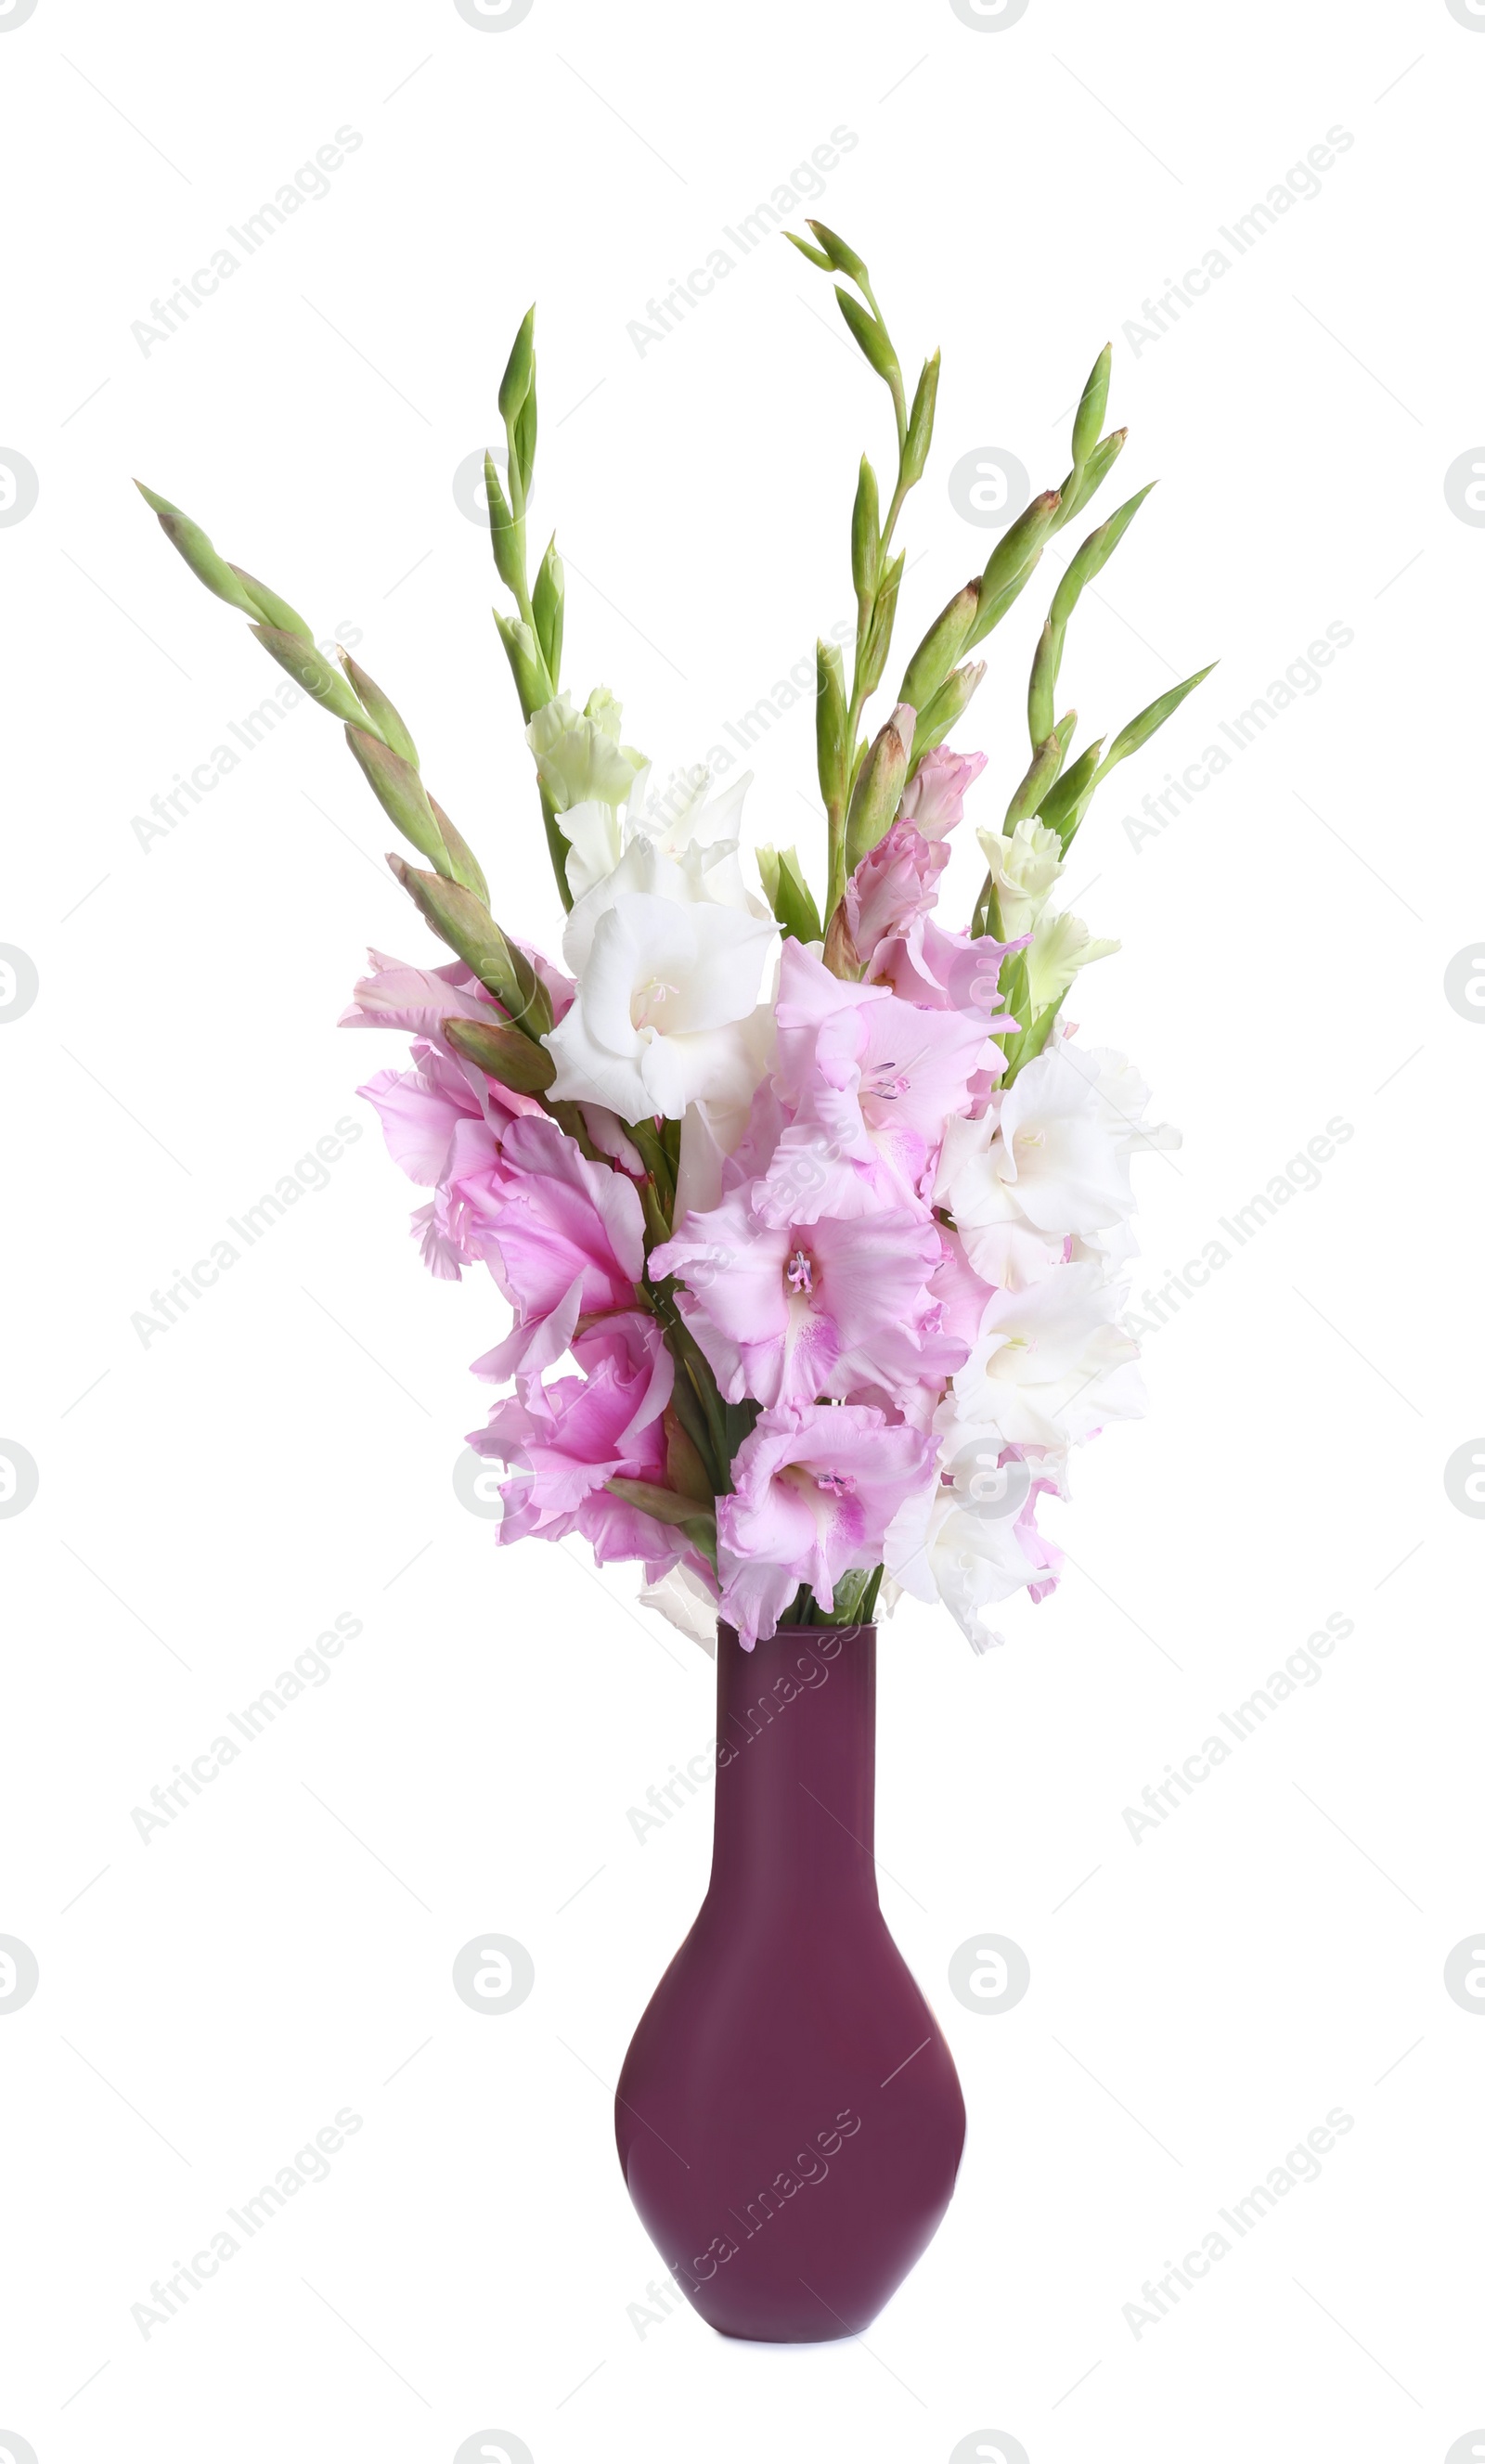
(358, 1044), (527, 1280)
(839, 819), (950, 970)
(458, 1115), (647, 1379)
(342, 950), (530, 1069)
(755, 941), (990, 1221)
(652, 1193), (958, 1409)
(897, 744), (987, 838)
(717, 1401), (937, 1646)
(872, 912), (1020, 1024)
(470, 1311), (680, 1567)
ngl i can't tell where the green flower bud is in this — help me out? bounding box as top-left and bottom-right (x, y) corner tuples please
(427, 793), (488, 909)
(497, 305), (536, 427)
(1070, 343), (1112, 479)
(899, 580), (979, 713)
(834, 286), (901, 396)
(851, 457), (881, 601)
(806, 219), (871, 289)
(134, 483), (260, 617)
(344, 727), (446, 870)
(484, 453), (527, 602)
(387, 857), (550, 1031)
(902, 350), (940, 485)
(444, 1013), (555, 1093)
(1004, 729), (1066, 828)
(910, 660), (986, 766)
(251, 625), (376, 732)
(783, 229), (833, 269)
(533, 535), (564, 686)
(858, 549), (904, 697)
(493, 611), (550, 718)
(845, 703), (911, 871)
(815, 638), (849, 815)
(338, 654), (418, 768)
(969, 490), (1062, 644)
(1037, 741), (1104, 849)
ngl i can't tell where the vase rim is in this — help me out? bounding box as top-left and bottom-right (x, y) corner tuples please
(716, 1619), (877, 1645)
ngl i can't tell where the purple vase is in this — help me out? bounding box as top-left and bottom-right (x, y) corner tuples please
(614, 1620), (966, 2342)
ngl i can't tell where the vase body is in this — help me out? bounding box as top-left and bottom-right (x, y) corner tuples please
(614, 1621), (965, 2342)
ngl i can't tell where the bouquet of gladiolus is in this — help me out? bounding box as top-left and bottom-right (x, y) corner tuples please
(137, 225), (1210, 1652)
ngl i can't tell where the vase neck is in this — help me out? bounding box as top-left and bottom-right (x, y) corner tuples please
(709, 1623), (878, 1907)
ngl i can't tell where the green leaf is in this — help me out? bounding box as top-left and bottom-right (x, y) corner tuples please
(605, 1477), (719, 1540)
(1049, 483), (1156, 633)
(1097, 661), (1218, 777)
(757, 843), (823, 944)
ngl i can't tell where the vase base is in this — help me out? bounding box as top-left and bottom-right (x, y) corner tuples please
(710, 2323), (860, 2345)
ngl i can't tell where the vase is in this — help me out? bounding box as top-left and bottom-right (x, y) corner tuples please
(613, 1619), (966, 2342)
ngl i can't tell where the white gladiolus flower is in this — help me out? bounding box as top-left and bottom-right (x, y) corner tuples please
(936, 1043), (1140, 1288)
(532, 678), (764, 909)
(544, 837), (777, 1122)
(1026, 909), (1119, 1009)
(640, 1560), (719, 1652)
(626, 765), (763, 912)
(975, 816), (1065, 938)
(526, 688), (646, 821)
(884, 1433), (1056, 1654)
(949, 1261), (1143, 1451)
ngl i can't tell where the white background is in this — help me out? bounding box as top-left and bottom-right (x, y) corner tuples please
(2, 1), (1482, 2458)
